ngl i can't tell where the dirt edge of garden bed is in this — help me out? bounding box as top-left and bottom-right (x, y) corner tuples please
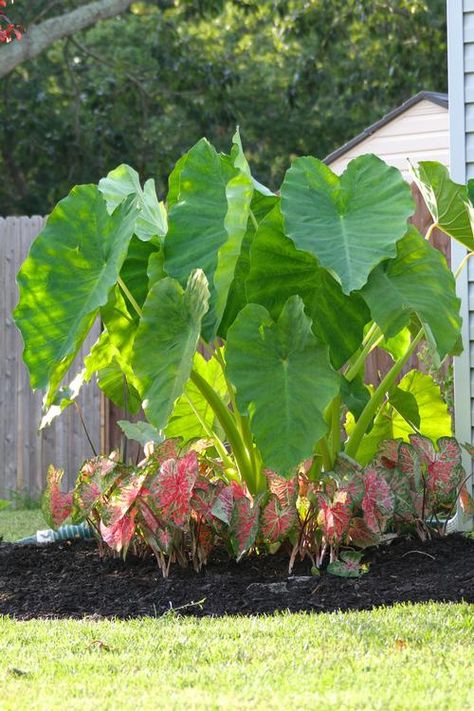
(0, 533), (473, 619)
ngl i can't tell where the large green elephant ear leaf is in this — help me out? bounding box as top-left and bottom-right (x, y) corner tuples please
(411, 161), (474, 250)
(99, 164), (167, 241)
(14, 185), (138, 406)
(165, 350), (228, 441)
(280, 154), (414, 293)
(217, 187), (279, 338)
(164, 132), (253, 341)
(246, 204), (370, 368)
(132, 269), (209, 430)
(361, 226), (462, 360)
(226, 296), (339, 475)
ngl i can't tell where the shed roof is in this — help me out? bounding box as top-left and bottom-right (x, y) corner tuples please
(324, 91), (448, 165)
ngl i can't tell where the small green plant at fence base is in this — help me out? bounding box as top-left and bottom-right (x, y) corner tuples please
(14, 132), (474, 573)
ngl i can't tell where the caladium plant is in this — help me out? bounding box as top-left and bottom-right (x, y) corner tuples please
(15, 130), (473, 521)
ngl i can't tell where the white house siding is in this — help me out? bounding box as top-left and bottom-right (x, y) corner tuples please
(327, 100), (449, 179)
(447, 0), (473, 530)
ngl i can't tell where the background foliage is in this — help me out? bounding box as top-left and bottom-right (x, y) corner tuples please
(0, 0), (446, 215)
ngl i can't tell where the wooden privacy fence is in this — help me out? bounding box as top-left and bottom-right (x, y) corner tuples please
(1, 216), (102, 497)
(0, 190), (451, 498)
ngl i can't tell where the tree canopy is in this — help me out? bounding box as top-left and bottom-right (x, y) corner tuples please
(0, 0), (447, 215)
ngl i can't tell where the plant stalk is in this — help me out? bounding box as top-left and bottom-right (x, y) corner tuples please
(345, 329), (424, 460)
(117, 276), (142, 319)
(190, 369), (262, 494)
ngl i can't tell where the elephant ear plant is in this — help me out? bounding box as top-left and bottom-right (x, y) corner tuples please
(14, 131), (474, 570)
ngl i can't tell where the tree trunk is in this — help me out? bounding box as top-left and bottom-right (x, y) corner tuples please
(0, 0), (134, 78)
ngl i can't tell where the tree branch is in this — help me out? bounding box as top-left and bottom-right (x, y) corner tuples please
(0, 0), (134, 78)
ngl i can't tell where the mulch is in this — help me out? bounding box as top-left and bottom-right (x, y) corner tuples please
(0, 534), (473, 619)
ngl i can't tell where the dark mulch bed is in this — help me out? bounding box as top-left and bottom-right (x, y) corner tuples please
(1, 534), (473, 619)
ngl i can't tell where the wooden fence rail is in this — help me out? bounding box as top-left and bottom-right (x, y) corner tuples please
(0, 216), (101, 497)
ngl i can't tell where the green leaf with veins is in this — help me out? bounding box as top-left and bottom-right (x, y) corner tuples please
(361, 226), (461, 360)
(133, 269), (210, 430)
(246, 205), (370, 368)
(281, 154), (414, 293)
(226, 296), (339, 475)
(99, 163), (167, 241)
(13, 185), (137, 407)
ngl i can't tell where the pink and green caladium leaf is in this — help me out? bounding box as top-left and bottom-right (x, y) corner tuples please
(261, 495), (298, 543)
(230, 489), (261, 560)
(101, 471), (147, 528)
(42, 465), (73, 529)
(14, 185), (138, 407)
(327, 550), (365, 578)
(133, 269), (209, 431)
(164, 133), (253, 340)
(72, 455), (119, 522)
(317, 490), (352, 542)
(245, 204), (370, 368)
(280, 154), (414, 294)
(265, 470), (299, 509)
(147, 451), (199, 527)
(100, 509), (137, 554)
(347, 517), (380, 548)
(226, 296), (339, 475)
(99, 163), (167, 242)
(361, 468), (395, 533)
(210, 484), (234, 525)
(361, 226), (461, 360)
(410, 435), (465, 499)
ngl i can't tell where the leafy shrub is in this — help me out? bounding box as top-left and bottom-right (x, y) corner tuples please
(43, 435), (473, 577)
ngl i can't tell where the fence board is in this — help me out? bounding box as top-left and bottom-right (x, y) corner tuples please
(0, 216), (102, 498)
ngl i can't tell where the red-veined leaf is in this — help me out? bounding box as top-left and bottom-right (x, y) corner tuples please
(361, 468), (394, 533)
(347, 517), (380, 548)
(100, 509), (136, 553)
(230, 494), (260, 559)
(327, 550), (365, 578)
(261, 495), (298, 543)
(42, 465), (73, 529)
(317, 489), (352, 542)
(210, 484), (234, 524)
(265, 469), (298, 508)
(148, 451), (198, 527)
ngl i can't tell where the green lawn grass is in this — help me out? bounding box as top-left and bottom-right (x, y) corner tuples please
(1, 512), (473, 710)
(0, 508), (46, 541)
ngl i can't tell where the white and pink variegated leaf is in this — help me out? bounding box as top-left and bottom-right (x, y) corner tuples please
(347, 517), (380, 548)
(317, 489), (352, 542)
(100, 509), (137, 553)
(103, 471), (147, 526)
(426, 437), (464, 497)
(397, 442), (421, 488)
(230, 494), (260, 560)
(409, 434), (436, 466)
(211, 484), (234, 525)
(261, 495), (298, 543)
(148, 451), (199, 527)
(72, 454), (119, 520)
(42, 465), (73, 529)
(264, 469), (298, 508)
(361, 468), (394, 534)
(375, 438), (402, 470)
(137, 499), (161, 533)
(382, 467), (418, 520)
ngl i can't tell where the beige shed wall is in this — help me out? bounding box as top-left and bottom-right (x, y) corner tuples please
(327, 100), (449, 178)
